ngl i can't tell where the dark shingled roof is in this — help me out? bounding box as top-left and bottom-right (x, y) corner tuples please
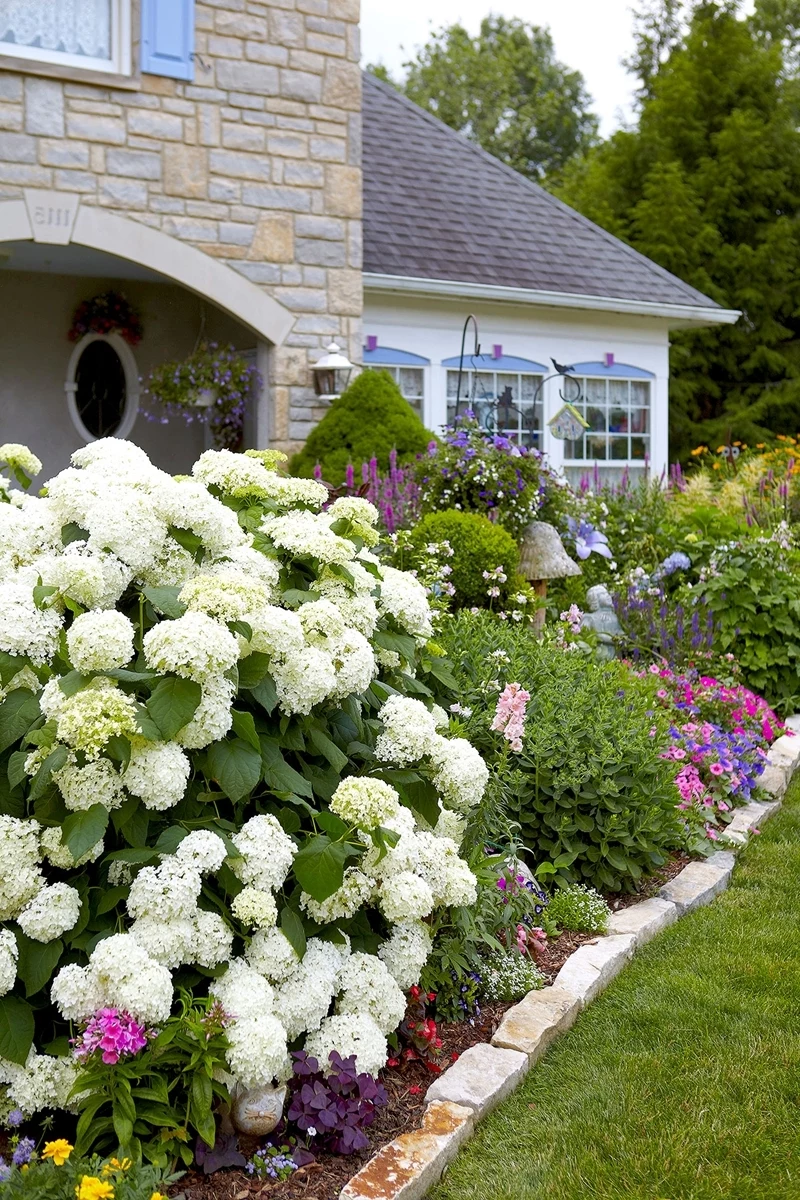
(362, 72), (719, 310)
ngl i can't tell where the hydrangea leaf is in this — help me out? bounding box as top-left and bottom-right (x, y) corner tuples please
(293, 834), (349, 902)
(280, 906), (307, 960)
(0, 994), (35, 1065)
(207, 738), (261, 803)
(63, 803), (109, 860)
(142, 586), (187, 619)
(14, 931), (63, 997)
(237, 652), (271, 689)
(251, 675), (279, 716)
(29, 745), (69, 801)
(147, 676), (202, 740)
(231, 709), (260, 753)
(261, 738), (313, 798)
(0, 688), (40, 754)
(307, 726), (348, 772)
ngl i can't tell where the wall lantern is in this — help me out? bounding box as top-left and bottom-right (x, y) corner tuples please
(312, 342), (355, 399)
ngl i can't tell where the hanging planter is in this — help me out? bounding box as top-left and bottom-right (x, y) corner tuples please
(68, 290), (143, 345)
(141, 342), (261, 450)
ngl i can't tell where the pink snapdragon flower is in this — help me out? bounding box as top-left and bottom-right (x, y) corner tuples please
(491, 682), (531, 752)
(73, 1008), (150, 1064)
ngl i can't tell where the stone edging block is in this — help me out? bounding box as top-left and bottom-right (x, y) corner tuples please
(552, 933), (637, 1006)
(340, 1102), (475, 1200)
(490, 985), (580, 1062)
(606, 896), (678, 945)
(424, 1042), (528, 1116)
(338, 717), (799, 1199)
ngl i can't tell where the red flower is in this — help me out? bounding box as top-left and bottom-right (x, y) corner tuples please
(386, 1057), (400, 1068)
(408, 1085), (422, 1095)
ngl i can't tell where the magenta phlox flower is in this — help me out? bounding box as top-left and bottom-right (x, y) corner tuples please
(491, 682), (531, 752)
(73, 1007), (150, 1064)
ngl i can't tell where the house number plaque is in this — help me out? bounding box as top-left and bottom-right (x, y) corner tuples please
(23, 190), (80, 245)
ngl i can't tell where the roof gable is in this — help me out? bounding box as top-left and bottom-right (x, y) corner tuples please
(362, 72), (719, 311)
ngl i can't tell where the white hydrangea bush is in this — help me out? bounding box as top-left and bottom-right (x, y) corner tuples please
(0, 440), (489, 1116)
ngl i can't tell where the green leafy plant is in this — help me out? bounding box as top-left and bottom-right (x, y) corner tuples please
(0, 1142), (178, 1199)
(72, 994), (232, 1168)
(439, 611), (682, 892)
(408, 510), (521, 610)
(290, 371), (433, 482)
(694, 532), (800, 714)
(546, 883), (609, 933)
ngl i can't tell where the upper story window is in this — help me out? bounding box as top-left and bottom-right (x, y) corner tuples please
(0, 0), (131, 75)
(444, 354), (547, 449)
(363, 345), (428, 417)
(562, 362), (654, 466)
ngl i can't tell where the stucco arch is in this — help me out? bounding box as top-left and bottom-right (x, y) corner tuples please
(0, 196), (294, 347)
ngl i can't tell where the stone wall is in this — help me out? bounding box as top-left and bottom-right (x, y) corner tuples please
(0, 0), (363, 452)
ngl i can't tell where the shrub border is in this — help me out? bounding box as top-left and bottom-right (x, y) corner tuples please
(339, 728), (800, 1200)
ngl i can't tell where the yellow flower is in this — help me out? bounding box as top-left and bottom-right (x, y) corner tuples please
(42, 1140), (73, 1166)
(102, 1159), (131, 1177)
(712, 462), (721, 470)
(756, 443), (766, 448)
(716, 445), (727, 453)
(75, 1176), (114, 1200)
(151, 1193), (167, 1200)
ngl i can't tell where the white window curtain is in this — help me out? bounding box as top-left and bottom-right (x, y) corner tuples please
(0, 0), (111, 60)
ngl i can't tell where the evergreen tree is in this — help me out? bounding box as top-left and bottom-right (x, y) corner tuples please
(368, 17), (598, 182)
(558, 1), (800, 458)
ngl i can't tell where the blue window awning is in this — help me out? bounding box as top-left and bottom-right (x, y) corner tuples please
(570, 361), (655, 379)
(363, 346), (430, 366)
(441, 353), (547, 372)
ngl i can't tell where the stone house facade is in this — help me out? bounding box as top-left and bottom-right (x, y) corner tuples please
(0, 0), (363, 474)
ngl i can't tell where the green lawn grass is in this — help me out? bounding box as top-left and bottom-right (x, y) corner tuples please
(430, 781), (800, 1200)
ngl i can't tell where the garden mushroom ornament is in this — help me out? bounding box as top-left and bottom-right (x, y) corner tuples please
(519, 521), (582, 635)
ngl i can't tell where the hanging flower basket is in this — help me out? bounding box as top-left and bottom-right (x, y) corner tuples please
(141, 342), (261, 451)
(68, 290), (143, 345)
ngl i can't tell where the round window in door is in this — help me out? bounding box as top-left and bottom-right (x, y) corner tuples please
(65, 333), (139, 443)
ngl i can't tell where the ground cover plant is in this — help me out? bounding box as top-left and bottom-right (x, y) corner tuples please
(430, 779), (800, 1200)
(0, 439), (489, 1166)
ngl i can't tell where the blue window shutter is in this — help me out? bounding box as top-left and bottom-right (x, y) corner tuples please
(141, 0), (195, 81)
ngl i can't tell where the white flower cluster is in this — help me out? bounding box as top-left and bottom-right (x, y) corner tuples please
(51, 933), (173, 1025)
(0, 440), (493, 1099)
(0, 1051), (79, 1119)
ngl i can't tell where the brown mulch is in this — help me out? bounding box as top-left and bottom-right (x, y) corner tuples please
(170, 850), (698, 1200)
(604, 851), (695, 912)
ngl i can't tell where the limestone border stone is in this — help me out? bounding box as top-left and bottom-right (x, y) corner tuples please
(339, 726), (798, 1200)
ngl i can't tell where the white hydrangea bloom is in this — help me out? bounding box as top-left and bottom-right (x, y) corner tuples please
(377, 921), (432, 990)
(0, 929), (18, 996)
(127, 859), (202, 921)
(298, 598), (347, 647)
(304, 1013), (387, 1078)
(0, 816), (43, 921)
(175, 674), (235, 749)
(210, 541), (281, 590)
(271, 645), (337, 715)
(67, 610), (135, 672)
(330, 777), (400, 831)
(143, 611), (239, 683)
(0, 443), (42, 479)
(155, 476), (247, 558)
(179, 571), (274, 623)
(329, 628), (377, 699)
(54, 757), (125, 812)
(375, 696), (439, 765)
(0, 577), (62, 664)
(246, 927), (300, 983)
(226, 1012), (292, 1088)
(124, 740), (191, 811)
(300, 868), (372, 924)
(56, 685), (138, 760)
(230, 814), (296, 892)
(174, 830), (227, 874)
(51, 933), (173, 1025)
(434, 809), (467, 846)
(273, 938), (346, 1041)
(85, 490), (168, 574)
(315, 576), (379, 638)
(336, 953), (406, 1035)
(211, 957), (275, 1020)
(193, 909), (234, 968)
(193, 449), (279, 496)
(377, 565), (433, 639)
(0, 1051), (80, 1119)
(378, 871), (434, 923)
(263, 509), (355, 565)
(247, 605), (304, 658)
(429, 735), (489, 812)
(231, 887), (278, 930)
(17, 882), (81, 942)
(128, 916), (196, 969)
(415, 834), (478, 907)
(326, 497), (380, 546)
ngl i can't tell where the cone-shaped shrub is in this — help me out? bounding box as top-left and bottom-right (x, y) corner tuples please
(290, 370), (434, 483)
